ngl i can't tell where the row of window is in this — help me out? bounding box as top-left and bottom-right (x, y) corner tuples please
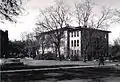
(71, 31), (79, 37)
(71, 50), (79, 55)
(71, 40), (79, 47)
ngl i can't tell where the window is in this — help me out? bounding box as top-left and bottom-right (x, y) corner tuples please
(77, 31), (79, 37)
(77, 40), (79, 47)
(74, 31), (76, 37)
(74, 50), (76, 55)
(105, 34), (107, 39)
(72, 50), (73, 55)
(74, 40), (76, 47)
(71, 40), (73, 47)
(77, 50), (79, 55)
(71, 32), (73, 37)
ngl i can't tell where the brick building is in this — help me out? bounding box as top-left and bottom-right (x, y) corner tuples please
(36, 26), (110, 60)
(0, 30), (8, 58)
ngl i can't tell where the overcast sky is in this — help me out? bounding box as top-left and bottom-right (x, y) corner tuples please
(0, 0), (120, 44)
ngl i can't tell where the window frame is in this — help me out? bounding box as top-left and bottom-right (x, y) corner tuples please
(71, 32), (73, 37)
(74, 31), (76, 37)
(77, 31), (79, 37)
(77, 40), (79, 47)
(71, 40), (73, 47)
(74, 40), (76, 47)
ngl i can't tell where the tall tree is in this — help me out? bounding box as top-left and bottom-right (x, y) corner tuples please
(113, 9), (120, 23)
(74, 0), (112, 62)
(74, 0), (94, 27)
(25, 32), (37, 58)
(20, 32), (37, 58)
(74, 0), (112, 29)
(35, 32), (53, 59)
(36, 0), (71, 60)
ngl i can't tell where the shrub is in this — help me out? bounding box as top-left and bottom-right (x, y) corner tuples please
(71, 55), (80, 61)
(35, 52), (57, 60)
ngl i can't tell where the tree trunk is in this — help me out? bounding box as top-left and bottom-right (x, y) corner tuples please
(58, 46), (61, 61)
(41, 48), (45, 59)
(83, 49), (87, 62)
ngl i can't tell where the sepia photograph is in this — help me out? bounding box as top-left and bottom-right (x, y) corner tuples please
(0, 0), (120, 82)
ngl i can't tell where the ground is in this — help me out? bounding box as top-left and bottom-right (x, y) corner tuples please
(1, 59), (120, 82)
(20, 59), (117, 67)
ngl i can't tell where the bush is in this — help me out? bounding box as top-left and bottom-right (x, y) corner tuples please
(35, 52), (57, 60)
(71, 55), (80, 61)
(59, 55), (65, 60)
(111, 51), (120, 61)
(44, 52), (57, 60)
(34, 54), (42, 60)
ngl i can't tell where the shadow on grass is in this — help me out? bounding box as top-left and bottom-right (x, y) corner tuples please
(1, 67), (120, 82)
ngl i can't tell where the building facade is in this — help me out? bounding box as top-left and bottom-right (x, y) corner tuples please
(36, 26), (110, 60)
(0, 30), (9, 58)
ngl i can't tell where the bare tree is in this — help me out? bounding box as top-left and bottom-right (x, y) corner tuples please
(20, 32), (27, 41)
(0, 0), (27, 22)
(114, 36), (120, 45)
(74, 0), (94, 27)
(20, 32), (37, 58)
(74, 0), (112, 29)
(92, 7), (112, 29)
(113, 9), (120, 23)
(36, 0), (71, 60)
(74, 0), (112, 62)
(35, 33), (53, 59)
(26, 32), (37, 58)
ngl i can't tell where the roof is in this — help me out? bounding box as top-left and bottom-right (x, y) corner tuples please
(36, 26), (111, 37)
(74, 26), (111, 33)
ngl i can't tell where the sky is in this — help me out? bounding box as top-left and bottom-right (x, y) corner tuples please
(0, 0), (120, 44)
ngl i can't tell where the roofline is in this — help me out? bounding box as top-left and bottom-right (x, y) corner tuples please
(36, 26), (111, 37)
(73, 26), (111, 33)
